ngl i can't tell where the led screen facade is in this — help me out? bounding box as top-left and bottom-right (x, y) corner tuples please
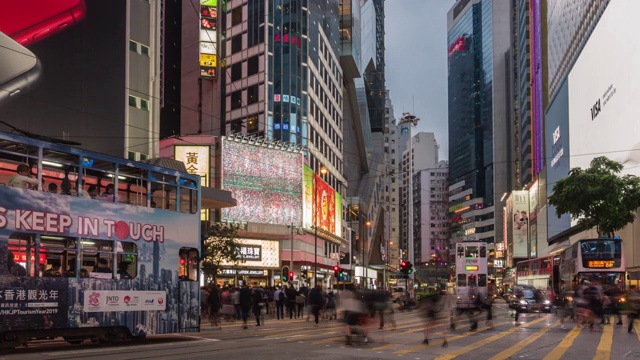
(302, 165), (342, 236)
(221, 139), (303, 225)
(567, 0), (640, 177)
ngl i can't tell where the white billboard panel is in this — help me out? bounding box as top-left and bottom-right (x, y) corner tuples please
(512, 190), (529, 258)
(568, 0), (640, 176)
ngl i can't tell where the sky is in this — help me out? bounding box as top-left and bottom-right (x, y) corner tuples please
(385, 0), (456, 161)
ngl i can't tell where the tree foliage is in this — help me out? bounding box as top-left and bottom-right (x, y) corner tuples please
(201, 222), (244, 283)
(548, 156), (640, 237)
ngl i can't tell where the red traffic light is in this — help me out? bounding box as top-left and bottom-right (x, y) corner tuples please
(333, 266), (339, 271)
(401, 261), (407, 267)
(288, 271), (294, 281)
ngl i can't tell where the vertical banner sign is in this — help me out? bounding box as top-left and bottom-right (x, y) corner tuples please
(512, 190), (530, 258)
(199, 0), (218, 78)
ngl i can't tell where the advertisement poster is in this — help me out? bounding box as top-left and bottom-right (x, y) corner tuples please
(83, 291), (166, 312)
(314, 173), (336, 234)
(512, 190), (530, 258)
(0, 185), (200, 335)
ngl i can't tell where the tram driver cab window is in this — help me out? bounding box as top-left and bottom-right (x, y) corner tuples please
(178, 248), (199, 281)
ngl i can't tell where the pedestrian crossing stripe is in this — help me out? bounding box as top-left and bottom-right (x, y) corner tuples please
(487, 320), (559, 360)
(433, 316), (548, 359)
(542, 326), (581, 360)
(393, 320), (513, 355)
(593, 322), (614, 360)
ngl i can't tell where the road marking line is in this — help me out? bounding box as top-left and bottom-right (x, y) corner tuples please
(313, 336), (346, 345)
(371, 343), (397, 351)
(593, 322), (614, 360)
(393, 320), (511, 355)
(433, 316), (548, 359)
(542, 325), (581, 360)
(488, 320), (559, 360)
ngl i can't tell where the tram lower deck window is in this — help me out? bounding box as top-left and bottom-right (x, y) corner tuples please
(6, 233), (137, 279)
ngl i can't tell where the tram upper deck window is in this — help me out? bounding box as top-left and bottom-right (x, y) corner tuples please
(465, 246), (478, 258)
(479, 245), (486, 258)
(457, 246), (464, 257)
(179, 248), (199, 281)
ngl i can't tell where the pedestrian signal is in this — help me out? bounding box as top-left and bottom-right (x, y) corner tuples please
(282, 266), (289, 282)
(288, 271), (294, 281)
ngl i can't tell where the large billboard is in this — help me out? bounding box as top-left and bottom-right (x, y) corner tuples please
(511, 190), (529, 258)
(568, 0), (640, 177)
(221, 139), (303, 225)
(0, 1), (127, 156)
(303, 165), (342, 236)
(545, 79), (571, 239)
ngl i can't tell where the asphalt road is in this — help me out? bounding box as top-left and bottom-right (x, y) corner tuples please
(2, 302), (640, 359)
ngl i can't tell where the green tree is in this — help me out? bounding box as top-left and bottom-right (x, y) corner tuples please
(201, 222), (244, 283)
(548, 156), (640, 237)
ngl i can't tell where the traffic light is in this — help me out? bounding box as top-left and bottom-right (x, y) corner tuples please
(288, 271), (294, 281)
(301, 270), (308, 279)
(400, 260), (414, 275)
(281, 266), (289, 282)
(333, 265), (340, 277)
(339, 268), (345, 278)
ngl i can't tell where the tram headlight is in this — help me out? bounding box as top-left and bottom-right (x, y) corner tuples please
(544, 300), (551, 305)
(520, 300), (527, 305)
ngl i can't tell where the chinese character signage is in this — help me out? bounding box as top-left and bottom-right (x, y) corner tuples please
(0, 278), (68, 329)
(587, 260), (615, 269)
(174, 145), (210, 186)
(199, 1), (217, 78)
(239, 245), (262, 261)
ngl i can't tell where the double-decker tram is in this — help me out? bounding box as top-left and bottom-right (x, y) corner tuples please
(559, 238), (625, 291)
(454, 242), (488, 308)
(0, 132), (202, 348)
(515, 255), (560, 296)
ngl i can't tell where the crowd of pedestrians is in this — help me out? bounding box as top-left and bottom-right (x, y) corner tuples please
(199, 283), (399, 345)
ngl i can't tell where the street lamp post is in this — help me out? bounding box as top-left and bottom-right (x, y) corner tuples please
(314, 166), (328, 288)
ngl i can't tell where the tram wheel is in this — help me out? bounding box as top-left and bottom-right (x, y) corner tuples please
(63, 337), (84, 345)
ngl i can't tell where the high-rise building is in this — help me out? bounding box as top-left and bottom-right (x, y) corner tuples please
(547, 0), (610, 99)
(384, 91), (401, 276)
(341, 0), (388, 287)
(513, 0), (546, 186)
(401, 132), (439, 262)
(447, 0), (511, 262)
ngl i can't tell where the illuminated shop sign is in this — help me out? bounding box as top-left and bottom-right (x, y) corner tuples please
(199, 2), (217, 78)
(239, 245), (262, 261)
(174, 146), (210, 186)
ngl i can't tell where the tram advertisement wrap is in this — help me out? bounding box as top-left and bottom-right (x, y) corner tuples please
(0, 277), (69, 329)
(83, 291), (166, 312)
(0, 185), (200, 335)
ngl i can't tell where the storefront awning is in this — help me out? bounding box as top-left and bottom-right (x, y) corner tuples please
(202, 186), (236, 209)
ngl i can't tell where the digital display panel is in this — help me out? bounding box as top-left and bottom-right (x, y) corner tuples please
(302, 165), (342, 236)
(199, 3), (218, 78)
(221, 139), (303, 225)
(587, 260), (615, 269)
(465, 265), (479, 271)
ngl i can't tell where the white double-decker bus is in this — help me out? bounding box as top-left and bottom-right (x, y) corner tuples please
(455, 242), (488, 308)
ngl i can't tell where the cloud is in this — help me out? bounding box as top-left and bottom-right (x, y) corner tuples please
(385, 0), (455, 160)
